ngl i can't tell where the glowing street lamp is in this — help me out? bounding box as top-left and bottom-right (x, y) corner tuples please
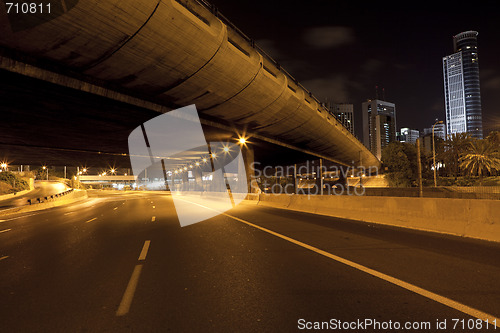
(42, 166), (48, 180)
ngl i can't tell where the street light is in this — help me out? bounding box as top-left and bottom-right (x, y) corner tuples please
(42, 165), (48, 180)
(432, 120), (444, 187)
(0, 162), (7, 171)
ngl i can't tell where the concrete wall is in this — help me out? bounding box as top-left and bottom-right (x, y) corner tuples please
(255, 194), (500, 243)
(0, 189), (88, 216)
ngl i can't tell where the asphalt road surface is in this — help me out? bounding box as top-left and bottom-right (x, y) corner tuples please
(0, 190), (499, 332)
(0, 181), (69, 209)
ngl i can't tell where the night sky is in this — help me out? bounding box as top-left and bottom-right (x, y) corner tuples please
(209, 0), (500, 138)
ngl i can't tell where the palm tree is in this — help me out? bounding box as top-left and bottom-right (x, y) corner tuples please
(486, 131), (500, 150)
(440, 133), (473, 177)
(459, 139), (500, 185)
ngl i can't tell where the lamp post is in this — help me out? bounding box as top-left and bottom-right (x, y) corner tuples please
(432, 120), (444, 187)
(42, 166), (48, 181)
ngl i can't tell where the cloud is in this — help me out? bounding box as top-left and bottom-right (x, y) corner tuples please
(300, 75), (353, 103)
(302, 26), (355, 49)
(483, 76), (500, 91)
(255, 39), (284, 60)
(255, 38), (316, 77)
(480, 68), (500, 90)
(361, 59), (384, 73)
(430, 99), (444, 112)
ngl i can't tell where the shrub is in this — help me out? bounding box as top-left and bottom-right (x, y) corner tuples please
(0, 171), (30, 193)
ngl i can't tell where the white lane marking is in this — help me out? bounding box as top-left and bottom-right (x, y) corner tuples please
(138, 240), (151, 261)
(113, 207), (118, 210)
(116, 264), (143, 316)
(0, 229), (12, 234)
(151, 216), (156, 222)
(63, 212), (75, 215)
(85, 217), (97, 223)
(3, 213), (40, 221)
(174, 197), (500, 326)
(1, 198), (105, 222)
(0, 256), (8, 261)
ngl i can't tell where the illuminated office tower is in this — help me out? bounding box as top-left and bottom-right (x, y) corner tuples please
(443, 31), (483, 138)
(330, 103), (354, 135)
(362, 99), (396, 160)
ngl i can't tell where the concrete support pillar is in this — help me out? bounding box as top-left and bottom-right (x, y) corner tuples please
(314, 159), (323, 195)
(293, 164), (298, 195)
(193, 168), (203, 191)
(319, 159), (323, 195)
(212, 168), (224, 192)
(336, 166), (348, 190)
(182, 172), (188, 191)
(242, 145), (258, 194)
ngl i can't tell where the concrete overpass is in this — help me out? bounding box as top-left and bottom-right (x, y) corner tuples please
(0, 0), (379, 168)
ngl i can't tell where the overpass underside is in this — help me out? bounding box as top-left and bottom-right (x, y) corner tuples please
(0, 0), (379, 168)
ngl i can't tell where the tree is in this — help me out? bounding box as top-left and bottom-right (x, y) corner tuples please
(486, 131), (500, 150)
(440, 133), (473, 177)
(382, 142), (418, 187)
(459, 139), (500, 185)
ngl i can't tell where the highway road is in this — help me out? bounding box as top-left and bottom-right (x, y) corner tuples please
(0, 181), (69, 210)
(0, 189), (499, 332)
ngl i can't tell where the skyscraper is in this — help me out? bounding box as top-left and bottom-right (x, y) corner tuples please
(443, 31), (483, 138)
(329, 103), (355, 135)
(399, 128), (420, 144)
(362, 99), (397, 160)
(423, 122), (446, 140)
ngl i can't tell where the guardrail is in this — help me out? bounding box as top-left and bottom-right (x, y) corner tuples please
(27, 189), (74, 205)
